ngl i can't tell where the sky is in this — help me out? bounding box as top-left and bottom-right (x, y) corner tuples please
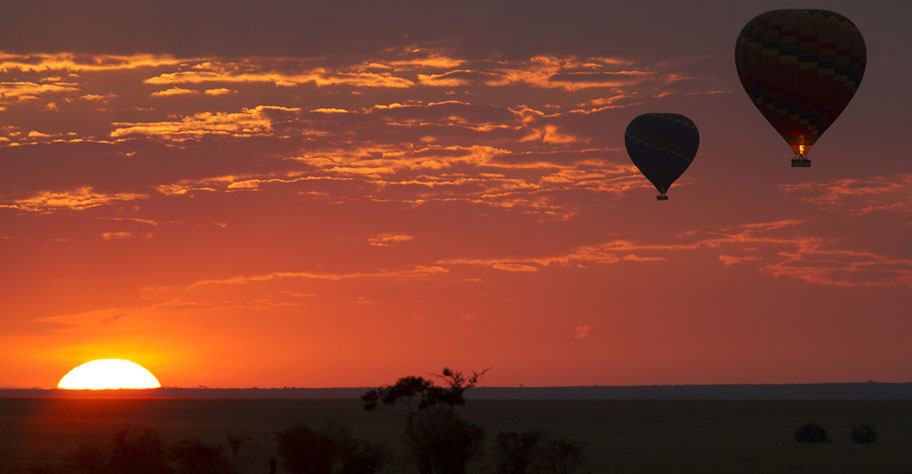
(1, 0), (910, 389)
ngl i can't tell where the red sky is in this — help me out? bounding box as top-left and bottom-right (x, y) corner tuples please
(1, 1), (910, 389)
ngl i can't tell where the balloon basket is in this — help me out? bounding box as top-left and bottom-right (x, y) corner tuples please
(656, 195), (668, 201)
(791, 156), (811, 167)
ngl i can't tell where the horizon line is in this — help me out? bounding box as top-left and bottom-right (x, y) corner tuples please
(2, 380), (905, 391)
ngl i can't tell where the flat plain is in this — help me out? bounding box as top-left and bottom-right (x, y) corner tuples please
(2, 398), (912, 473)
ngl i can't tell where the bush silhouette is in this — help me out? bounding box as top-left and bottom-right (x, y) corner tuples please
(363, 368), (486, 474)
(851, 424), (877, 444)
(493, 430), (543, 474)
(74, 425), (172, 474)
(71, 425), (246, 474)
(276, 422), (383, 474)
(276, 424), (334, 474)
(405, 412), (484, 474)
(170, 439), (234, 474)
(225, 433), (246, 468)
(793, 422), (828, 443)
(72, 445), (105, 474)
(538, 438), (585, 474)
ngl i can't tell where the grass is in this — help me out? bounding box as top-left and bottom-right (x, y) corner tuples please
(1, 398), (911, 473)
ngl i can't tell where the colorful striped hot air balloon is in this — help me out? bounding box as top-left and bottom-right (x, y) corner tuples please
(625, 113), (700, 200)
(735, 9), (866, 167)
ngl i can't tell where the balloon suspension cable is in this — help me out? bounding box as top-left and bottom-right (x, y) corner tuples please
(791, 154), (811, 167)
(656, 193), (669, 201)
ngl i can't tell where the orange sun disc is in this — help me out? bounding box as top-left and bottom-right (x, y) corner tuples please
(58, 359), (161, 390)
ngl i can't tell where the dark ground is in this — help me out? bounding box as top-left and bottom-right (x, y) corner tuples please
(2, 397), (912, 473)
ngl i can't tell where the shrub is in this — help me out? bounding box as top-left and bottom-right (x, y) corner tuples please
(851, 424), (877, 444)
(73, 426), (237, 474)
(276, 424), (335, 474)
(276, 422), (383, 474)
(493, 430), (542, 474)
(405, 411), (484, 474)
(323, 423), (384, 474)
(538, 439), (585, 474)
(106, 425), (172, 474)
(72, 445), (105, 474)
(71, 425), (172, 474)
(170, 439), (234, 474)
(793, 422), (828, 443)
(225, 433), (245, 466)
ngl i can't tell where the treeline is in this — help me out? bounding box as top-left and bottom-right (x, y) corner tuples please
(6, 368), (588, 474)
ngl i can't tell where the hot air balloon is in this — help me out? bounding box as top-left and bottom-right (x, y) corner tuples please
(625, 113), (699, 200)
(735, 9), (866, 167)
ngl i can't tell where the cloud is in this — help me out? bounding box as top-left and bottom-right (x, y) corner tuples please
(150, 87), (197, 97)
(575, 325), (591, 339)
(492, 263), (539, 273)
(718, 255), (762, 266)
(0, 52), (184, 73)
(762, 245), (912, 288)
(440, 219), (912, 288)
(125, 49), (712, 100)
(110, 105), (300, 141)
(101, 231), (152, 241)
(145, 68), (416, 89)
(203, 88), (235, 96)
(521, 124), (585, 144)
(1, 187), (149, 213)
(183, 265), (449, 289)
(80, 93), (117, 101)
(0, 45), (721, 223)
(93, 216), (159, 226)
(483, 55), (650, 91)
(780, 174), (912, 218)
(311, 107), (352, 114)
(0, 81), (78, 103)
(367, 233), (415, 247)
(34, 298), (309, 329)
(151, 151), (643, 221)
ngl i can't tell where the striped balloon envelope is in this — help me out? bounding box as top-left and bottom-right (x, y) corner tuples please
(624, 113), (700, 200)
(735, 9), (866, 167)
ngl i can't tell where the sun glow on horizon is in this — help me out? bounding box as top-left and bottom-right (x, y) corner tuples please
(57, 359), (161, 390)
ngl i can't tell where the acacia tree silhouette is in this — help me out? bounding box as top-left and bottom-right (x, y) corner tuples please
(362, 368), (487, 474)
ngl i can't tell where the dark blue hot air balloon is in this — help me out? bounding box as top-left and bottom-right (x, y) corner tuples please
(624, 113), (699, 200)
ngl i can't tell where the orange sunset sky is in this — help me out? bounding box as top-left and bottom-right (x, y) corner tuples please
(1, 1), (910, 389)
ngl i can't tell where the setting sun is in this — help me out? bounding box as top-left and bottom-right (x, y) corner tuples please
(57, 359), (161, 390)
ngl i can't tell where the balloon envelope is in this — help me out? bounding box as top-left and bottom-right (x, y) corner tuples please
(624, 113), (699, 197)
(735, 9), (866, 158)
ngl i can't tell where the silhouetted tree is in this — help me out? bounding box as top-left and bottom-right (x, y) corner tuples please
(324, 424), (384, 474)
(493, 430), (543, 474)
(74, 425), (172, 474)
(276, 422), (383, 474)
(109, 425), (172, 474)
(170, 439), (234, 474)
(262, 431), (278, 474)
(72, 445), (105, 474)
(276, 424), (335, 474)
(538, 439), (584, 474)
(362, 368), (487, 474)
(851, 424), (877, 444)
(794, 422), (828, 443)
(225, 433), (245, 468)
